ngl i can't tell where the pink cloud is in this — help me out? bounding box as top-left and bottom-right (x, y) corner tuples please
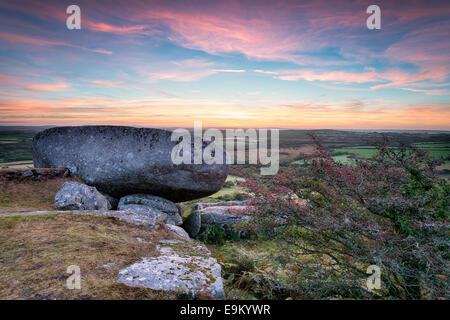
(89, 80), (122, 87)
(87, 22), (148, 33)
(130, 6), (308, 62)
(401, 88), (450, 96)
(272, 69), (382, 83)
(255, 66), (450, 92)
(142, 58), (246, 82)
(0, 73), (71, 93)
(0, 31), (112, 54)
(171, 58), (215, 69)
(24, 83), (69, 92)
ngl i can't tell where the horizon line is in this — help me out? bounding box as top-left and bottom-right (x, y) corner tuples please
(0, 125), (449, 132)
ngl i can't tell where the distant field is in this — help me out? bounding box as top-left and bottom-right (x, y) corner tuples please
(0, 136), (25, 142)
(412, 142), (450, 161)
(293, 155), (353, 165)
(0, 161), (34, 169)
(0, 131), (34, 166)
(331, 154), (352, 164)
(333, 142), (449, 163)
(333, 146), (377, 158)
(0, 127), (449, 169)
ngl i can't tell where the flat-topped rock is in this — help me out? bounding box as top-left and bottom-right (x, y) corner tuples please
(118, 194), (182, 225)
(117, 243), (224, 299)
(195, 200), (253, 231)
(32, 126), (229, 202)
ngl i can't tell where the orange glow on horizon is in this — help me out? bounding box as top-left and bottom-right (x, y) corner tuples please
(1, 98), (448, 130)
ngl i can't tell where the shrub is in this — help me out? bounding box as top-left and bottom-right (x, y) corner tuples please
(198, 225), (243, 245)
(221, 246), (256, 274)
(198, 225), (228, 244)
(223, 181), (235, 188)
(243, 137), (449, 299)
(232, 192), (246, 201)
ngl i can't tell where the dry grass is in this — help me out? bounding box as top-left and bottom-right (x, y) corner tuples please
(0, 177), (82, 213)
(279, 146), (316, 164)
(0, 213), (176, 299)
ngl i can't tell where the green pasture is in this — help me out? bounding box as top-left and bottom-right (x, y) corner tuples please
(333, 142), (449, 162)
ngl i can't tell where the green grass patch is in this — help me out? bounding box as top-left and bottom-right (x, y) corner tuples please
(333, 146), (377, 158)
(331, 154), (353, 164)
(334, 143), (449, 161)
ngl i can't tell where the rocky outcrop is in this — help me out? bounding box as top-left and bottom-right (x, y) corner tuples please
(32, 126), (229, 201)
(118, 194), (182, 226)
(117, 241), (224, 299)
(71, 209), (163, 230)
(54, 182), (113, 210)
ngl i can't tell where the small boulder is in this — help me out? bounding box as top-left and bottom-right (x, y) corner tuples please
(101, 193), (119, 210)
(54, 182), (110, 210)
(118, 194), (182, 225)
(165, 224), (192, 242)
(182, 210), (201, 238)
(21, 170), (33, 179)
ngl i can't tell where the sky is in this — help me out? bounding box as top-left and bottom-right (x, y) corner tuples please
(0, 0), (449, 129)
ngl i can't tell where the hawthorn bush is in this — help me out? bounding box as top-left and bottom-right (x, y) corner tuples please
(241, 138), (449, 299)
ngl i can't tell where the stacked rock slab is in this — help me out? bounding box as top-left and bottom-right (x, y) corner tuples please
(183, 201), (252, 237)
(118, 194), (182, 226)
(32, 125), (229, 202)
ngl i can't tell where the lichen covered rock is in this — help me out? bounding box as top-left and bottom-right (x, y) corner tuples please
(32, 125), (229, 201)
(54, 181), (111, 210)
(117, 242), (224, 299)
(118, 194), (182, 225)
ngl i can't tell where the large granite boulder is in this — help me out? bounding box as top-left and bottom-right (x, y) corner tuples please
(32, 126), (229, 202)
(54, 181), (113, 210)
(118, 194), (182, 225)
